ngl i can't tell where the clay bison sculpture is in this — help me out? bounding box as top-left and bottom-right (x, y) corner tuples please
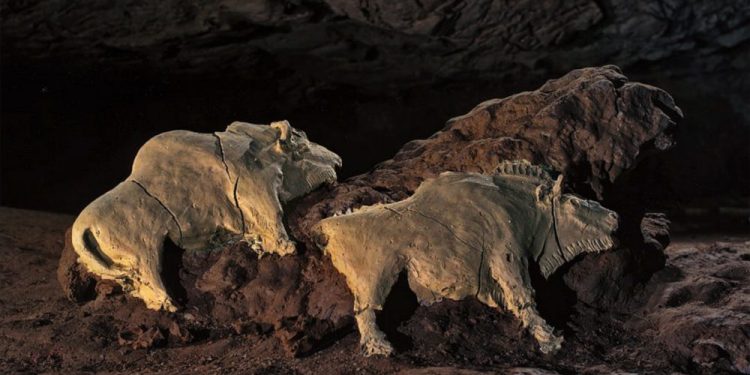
(71, 121), (341, 311)
(315, 161), (619, 356)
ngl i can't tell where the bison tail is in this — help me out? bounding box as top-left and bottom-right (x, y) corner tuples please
(71, 220), (115, 276)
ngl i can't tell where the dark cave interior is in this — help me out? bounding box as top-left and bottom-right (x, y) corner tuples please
(1, 0), (748, 223)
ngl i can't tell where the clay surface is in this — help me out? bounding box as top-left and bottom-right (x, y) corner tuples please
(71, 120), (341, 311)
(315, 161), (618, 355)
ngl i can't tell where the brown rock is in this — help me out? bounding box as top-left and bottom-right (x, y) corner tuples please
(641, 212), (671, 252)
(168, 321), (193, 344)
(289, 65), (682, 247)
(287, 66), (680, 309)
(56, 228), (97, 303)
(117, 326), (166, 350)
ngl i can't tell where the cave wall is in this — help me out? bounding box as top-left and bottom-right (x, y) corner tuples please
(1, 0), (748, 214)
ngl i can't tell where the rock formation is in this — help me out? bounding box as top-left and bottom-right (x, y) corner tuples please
(290, 66), (680, 243)
(70, 120), (341, 311)
(315, 161), (619, 356)
(59, 66), (682, 356)
(3, 0), (746, 91)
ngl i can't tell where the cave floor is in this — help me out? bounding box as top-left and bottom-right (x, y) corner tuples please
(0, 207), (748, 374)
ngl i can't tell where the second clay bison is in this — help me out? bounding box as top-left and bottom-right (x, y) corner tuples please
(315, 161), (619, 356)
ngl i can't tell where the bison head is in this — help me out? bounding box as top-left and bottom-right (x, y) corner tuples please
(270, 120), (342, 202)
(536, 173), (619, 277)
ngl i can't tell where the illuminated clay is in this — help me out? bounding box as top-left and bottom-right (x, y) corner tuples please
(315, 161), (619, 356)
(71, 121), (341, 311)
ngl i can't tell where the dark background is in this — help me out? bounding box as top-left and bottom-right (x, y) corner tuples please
(2, 0), (748, 216)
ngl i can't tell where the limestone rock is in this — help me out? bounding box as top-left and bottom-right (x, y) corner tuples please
(4, 0), (746, 91)
(70, 120), (341, 311)
(289, 66), (682, 312)
(57, 228), (97, 303)
(641, 212), (671, 252)
(315, 161), (619, 356)
(291, 66), (681, 245)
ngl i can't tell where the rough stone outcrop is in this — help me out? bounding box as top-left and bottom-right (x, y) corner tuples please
(288, 65), (682, 308)
(3, 0), (748, 218)
(631, 241), (750, 373)
(58, 66), (682, 357)
(290, 66), (679, 234)
(3, 0), (747, 89)
(58, 229), (354, 356)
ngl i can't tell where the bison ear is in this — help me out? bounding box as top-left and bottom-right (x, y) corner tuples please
(535, 184), (551, 204)
(552, 174), (564, 197)
(271, 120), (292, 153)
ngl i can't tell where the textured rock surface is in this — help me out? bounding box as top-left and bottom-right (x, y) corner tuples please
(632, 238), (750, 374)
(316, 163), (618, 355)
(3, 0), (747, 88)
(57, 223), (354, 357)
(70, 120), (340, 310)
(288, 66), (680, 309)
(289, 66), (681, 243)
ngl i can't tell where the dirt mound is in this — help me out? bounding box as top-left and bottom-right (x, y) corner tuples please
(58, 229), (353, 356)
(290, 66), (682, 245)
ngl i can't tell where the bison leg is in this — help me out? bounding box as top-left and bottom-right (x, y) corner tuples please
(134, 256), (178, 312)
(236, 174), (296, 256)
(355, 308), (394, 357)
(350, 265), (404, 356)
(488, 255), (563, 353)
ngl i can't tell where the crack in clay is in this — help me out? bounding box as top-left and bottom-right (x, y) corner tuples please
(550, 199), (568, 262)
(383, 206), (402, 216)
(536, 223), (554, 264)
(233, 176), (247, 234)
(215, 133), (248, 234)
(130, 180), (184, 243)
(475, 226), (487, 299)
(406, 207), (482, 254)
(213, 133), (232, 180)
